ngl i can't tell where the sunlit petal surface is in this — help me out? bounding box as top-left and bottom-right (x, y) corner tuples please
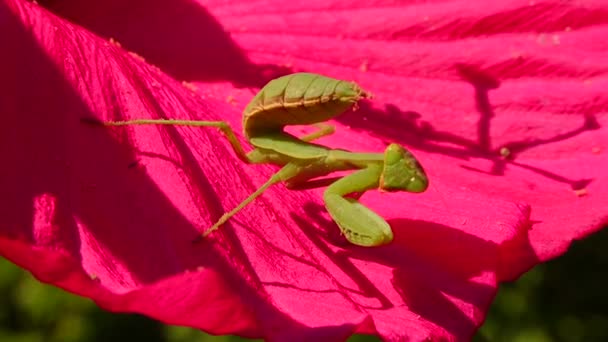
(1, 0), (606, 340)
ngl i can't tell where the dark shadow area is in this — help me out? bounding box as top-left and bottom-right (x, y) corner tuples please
(392, 2), (608, 43)
(1, 226), (605, 341)
(456, 63), (501, 152)
(455, 64), (599, 191)
(0, 3), (322, 339)
(476, 227), (608, 341)
(87, 310), (165, 342)
(280, 202), (538, 339)
(1, 1), (203, 282)
(36, 1), (600, 193)
(339, 102), (479, 160)
(39, 0), (291, 87)
(336, 64), (599, 191)
(501, 114), (601, 156)
(290, 211), (393, 309)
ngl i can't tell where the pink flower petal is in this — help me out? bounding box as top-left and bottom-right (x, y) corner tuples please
(1, 0), (607, 341)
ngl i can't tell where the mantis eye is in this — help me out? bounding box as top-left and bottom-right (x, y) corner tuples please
(380, 144), (428, 193)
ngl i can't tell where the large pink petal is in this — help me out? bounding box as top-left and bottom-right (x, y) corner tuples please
(1, 0), (606, 341)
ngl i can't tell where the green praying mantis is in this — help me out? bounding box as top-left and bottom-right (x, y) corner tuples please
(98, 73), (428, 247)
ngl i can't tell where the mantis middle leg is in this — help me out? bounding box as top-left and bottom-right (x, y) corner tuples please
(100, 119), (335, 161)
(99, 119), (251, 163)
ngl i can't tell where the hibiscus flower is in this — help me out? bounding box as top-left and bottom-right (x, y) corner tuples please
(1, 0), (606, 341)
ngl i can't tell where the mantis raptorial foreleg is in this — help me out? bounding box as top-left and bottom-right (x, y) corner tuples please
(323, 164), (394, 247)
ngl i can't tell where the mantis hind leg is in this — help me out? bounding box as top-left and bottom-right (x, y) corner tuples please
(300, 123), (335, 142)
(91, 118), (251, 163)
(323, 164), (394, 247)
(193, 162), (302, 242)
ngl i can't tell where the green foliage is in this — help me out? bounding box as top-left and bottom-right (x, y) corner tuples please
(476, 228), (608, 342)
(0, 257), (204, 342)
(1, 228), (606, 341)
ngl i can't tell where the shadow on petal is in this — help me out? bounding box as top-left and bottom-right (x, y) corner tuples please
(0, 2), (324, 339)
(41, 0), (291, 87)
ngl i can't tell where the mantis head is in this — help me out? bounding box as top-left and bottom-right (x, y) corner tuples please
(335, 81), (370, 104)
(379, 144), (428, 193)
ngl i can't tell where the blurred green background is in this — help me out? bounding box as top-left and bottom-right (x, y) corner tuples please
(1, 228), (606, 342)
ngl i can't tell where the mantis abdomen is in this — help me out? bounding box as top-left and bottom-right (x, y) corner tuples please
(243, 73), (368, 138)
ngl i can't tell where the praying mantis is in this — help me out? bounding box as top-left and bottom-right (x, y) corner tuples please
(99, 73), (428, 247)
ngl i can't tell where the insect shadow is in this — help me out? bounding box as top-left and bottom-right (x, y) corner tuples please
(337, 64), (600, 191)
(287, 202), (537, 338)
(455, 63), (599, 191)
(40, 0), (292, 88)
